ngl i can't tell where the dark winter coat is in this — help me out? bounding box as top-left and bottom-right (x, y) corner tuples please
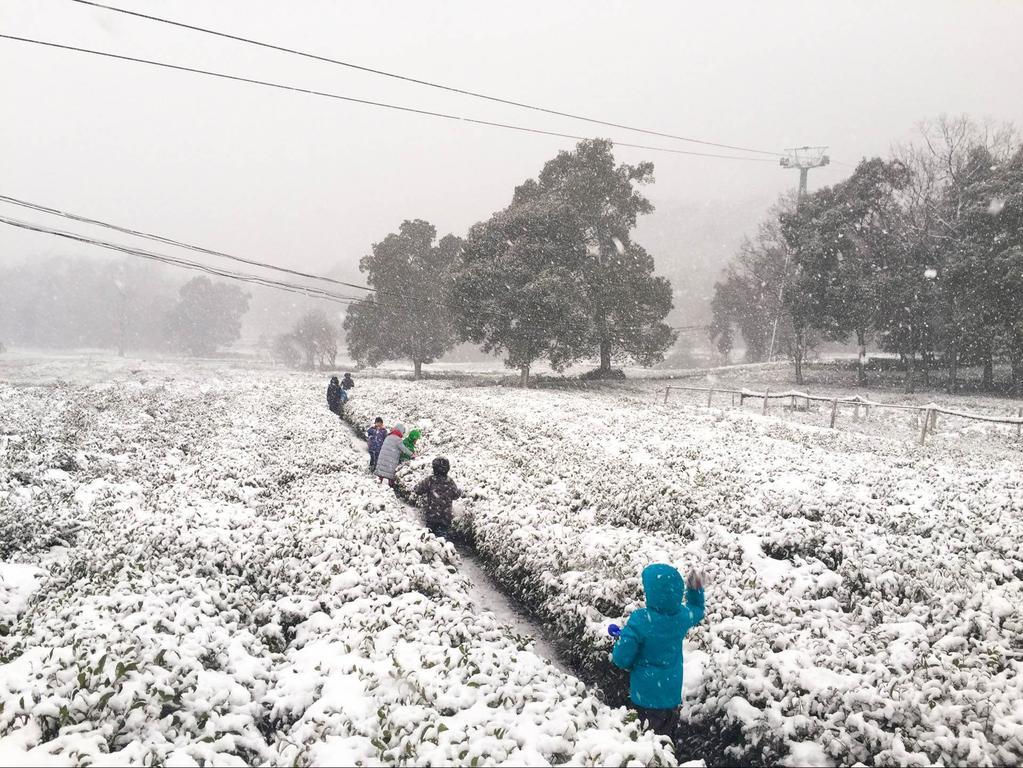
(413, 474), (462, 528)
(374, 430), (412, 480)
(341, 373), (355, 390)
(611, 564), (705, 709)
(326, 378), (343, 414)
(366, 426), (388, 456)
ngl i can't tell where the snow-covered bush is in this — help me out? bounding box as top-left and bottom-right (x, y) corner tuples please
(345, 377), (1023, 766)
(0, 366), (674, 766)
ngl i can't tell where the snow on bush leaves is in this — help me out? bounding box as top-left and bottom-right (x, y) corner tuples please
(346, 377), (1023, 766)
(0, 365), (672, 767)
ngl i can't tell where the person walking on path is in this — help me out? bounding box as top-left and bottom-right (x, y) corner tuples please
(374, 422), (412, 487)
(413, 456), (462, 537)
(611, 564), (706, 742)
(366, 417), (388, 472)
(326, 376), (344, 417)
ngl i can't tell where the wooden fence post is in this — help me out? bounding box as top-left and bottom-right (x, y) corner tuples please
(929, 409), (938, 431)
(865, 404), (870, 420)
(1017, 407), (1022, 438)
(664, 387), (670, 404)
(707, 389), (714, 407)
(762, 389), (770, 415)
(854, 402), (860, 421)
(919, 408), (931, 445)
(829, 399), (838, 428)
(790, 394), (795, 410)
(731, 392), (736, 406)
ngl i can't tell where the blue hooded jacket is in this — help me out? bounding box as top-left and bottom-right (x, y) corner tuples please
(611, 563), (705, 709)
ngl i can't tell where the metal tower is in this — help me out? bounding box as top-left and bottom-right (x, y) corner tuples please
(768, 146), (830, 361)
(780, 146), (830, 199)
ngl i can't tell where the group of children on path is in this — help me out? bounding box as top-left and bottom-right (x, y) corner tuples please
(366, 417), (462, 540)
(324, 375), (706, 748)
(326, 372), (355, 416)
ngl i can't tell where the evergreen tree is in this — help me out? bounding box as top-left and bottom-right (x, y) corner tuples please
(809, 158), (909, 385)
(895, 115), (1018, 391)
(343, 220), (460, 378)
(514, 139), (675, 374)
(959, 146), (1023, 392)
(451, 198), (592, 386)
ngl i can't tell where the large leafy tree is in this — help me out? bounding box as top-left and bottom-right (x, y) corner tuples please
(164, 276), (250, 356)
(958, 146), (1023, 392)
(451, 197), (592, 386)
(779, 189), (838, 385)
(514, 139), (675, 374)
(808, 158), (910, 386)
(343, 220), (460, 378)
(895, 115), (1018, 391)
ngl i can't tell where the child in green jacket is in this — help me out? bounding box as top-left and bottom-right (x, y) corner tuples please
(400, 427), (423, 463)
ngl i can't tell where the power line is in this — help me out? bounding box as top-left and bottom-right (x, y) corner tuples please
(0, 193), (387, 297)
(68, 0), (784, 158)
(0, 34), (777, 163)
(3, 211), (715, 357)
(0, 194), (712, 335)
(0, 214), (367, 306)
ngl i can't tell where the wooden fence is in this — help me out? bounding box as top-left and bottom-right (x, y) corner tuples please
(662, 385), (1023, 445)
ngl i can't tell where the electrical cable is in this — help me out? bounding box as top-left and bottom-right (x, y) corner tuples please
(68, 0), (785, 158)
(0, 214), (367, 306)
(0, 34), (778, 162)
(0, 195), (711, 333)
(0, 193), (389, 297)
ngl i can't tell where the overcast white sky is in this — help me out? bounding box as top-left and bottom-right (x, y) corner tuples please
(2, 0), (1023, 280)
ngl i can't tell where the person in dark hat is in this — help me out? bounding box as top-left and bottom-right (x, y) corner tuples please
(413, 456), (462, 537)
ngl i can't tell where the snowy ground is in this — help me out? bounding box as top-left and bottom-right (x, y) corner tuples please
(345, 375), (1023, 766)
(0, 358), (673, 766)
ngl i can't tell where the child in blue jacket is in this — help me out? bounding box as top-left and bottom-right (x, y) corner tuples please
(611, 563), (705, 741)
(365, 417), (388, 472)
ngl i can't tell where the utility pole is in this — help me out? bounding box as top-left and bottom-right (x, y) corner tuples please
(768, 146), (830, 361)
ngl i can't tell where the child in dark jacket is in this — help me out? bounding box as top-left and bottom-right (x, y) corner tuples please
(365, 417), (387, 471)
(413, 457), (462, 537)
(611, 563), (705, 741)
(326, 376), (343, 416)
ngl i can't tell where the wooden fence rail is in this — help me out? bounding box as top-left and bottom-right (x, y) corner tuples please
(662, 384), (1023, 445)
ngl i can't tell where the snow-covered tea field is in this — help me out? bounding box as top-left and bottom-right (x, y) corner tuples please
(346, 376), (1023, 766)
(0, 359), (672, 766)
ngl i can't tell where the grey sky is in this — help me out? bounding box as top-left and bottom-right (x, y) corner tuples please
(3, 0), (1022, 288)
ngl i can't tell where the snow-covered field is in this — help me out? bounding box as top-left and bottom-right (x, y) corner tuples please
(346, 376), (1023, 766)
(0, 359), (673, 766)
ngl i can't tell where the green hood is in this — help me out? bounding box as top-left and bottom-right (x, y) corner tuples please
(405, 429), (422, 443)
(642, 563), (684, 616)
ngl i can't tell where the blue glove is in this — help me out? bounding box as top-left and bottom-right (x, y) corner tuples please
(608, 623), (622, 638)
